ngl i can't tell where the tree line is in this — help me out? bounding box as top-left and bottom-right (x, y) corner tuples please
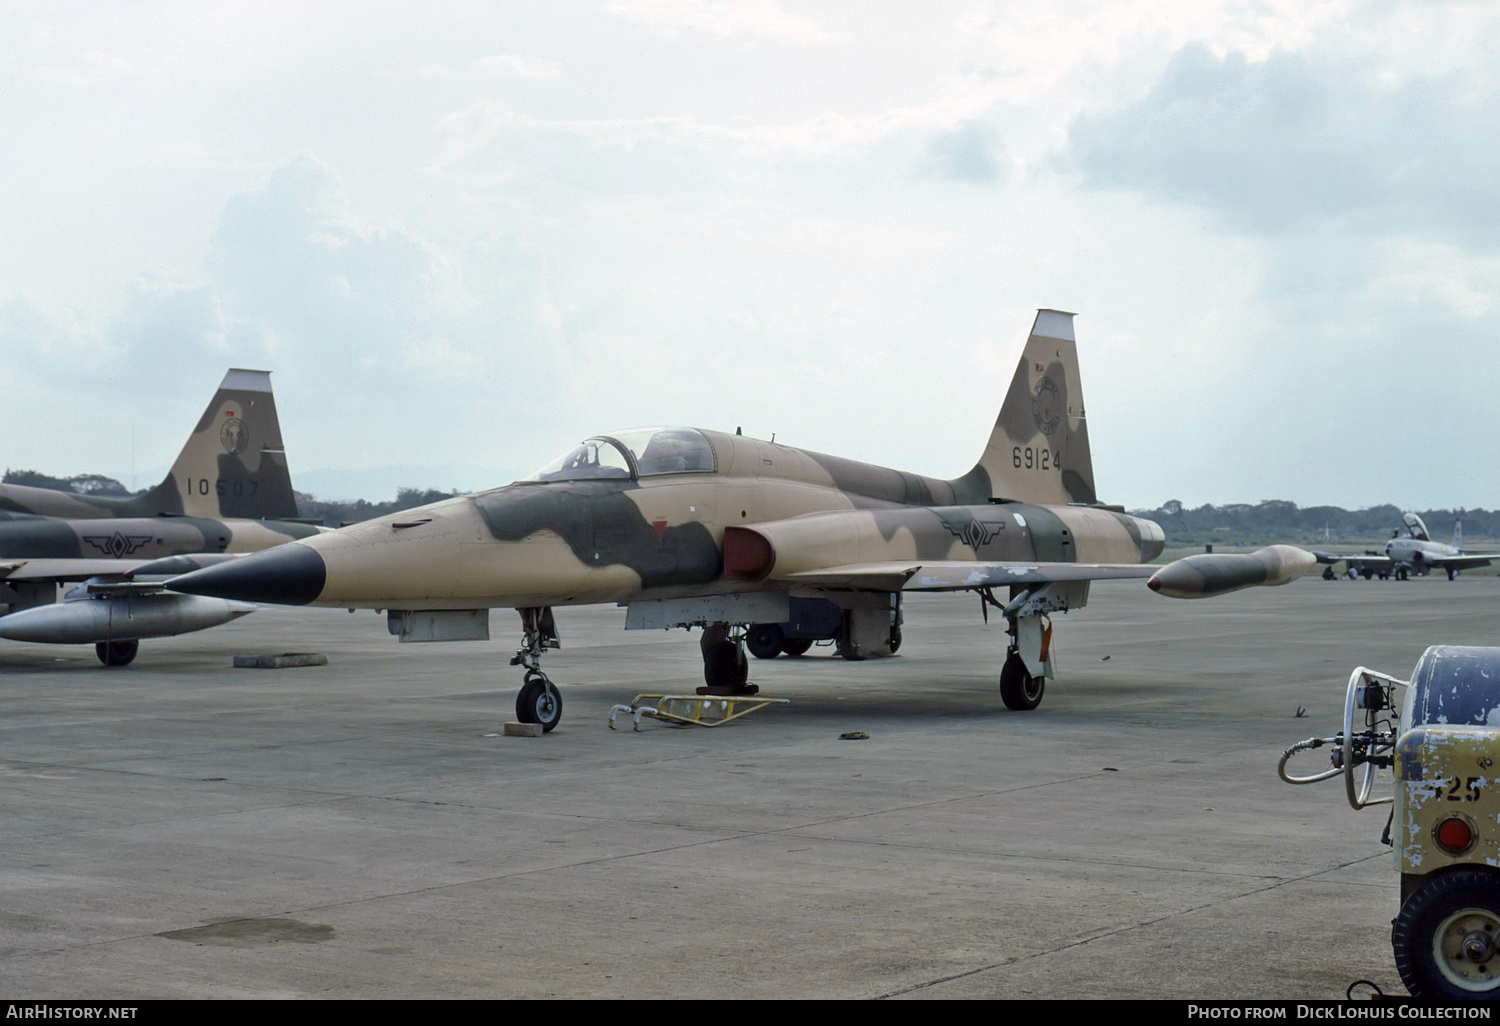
(1132, 499), (1496, 546)
(2, 468), (457, 526)
(6, 468), (1493, 541)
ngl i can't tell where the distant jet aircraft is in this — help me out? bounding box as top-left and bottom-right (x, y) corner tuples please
(170, 311), (1314, 730)
(1315, 513), (1497, 582)
(0, 369), (322, 665)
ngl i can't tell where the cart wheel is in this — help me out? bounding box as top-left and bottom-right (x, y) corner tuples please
(1393, 868), (1500, 998)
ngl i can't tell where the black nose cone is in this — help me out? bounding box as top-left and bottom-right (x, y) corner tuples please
(168, 543), (327, 605)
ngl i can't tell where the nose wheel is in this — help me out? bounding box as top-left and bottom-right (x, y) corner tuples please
(516, 670), (563, 732)
(510, 606), (563, 732)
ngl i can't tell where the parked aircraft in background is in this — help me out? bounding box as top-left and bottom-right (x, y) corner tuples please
(171, 311), (1316, 730)
(1315, 513), (1497, 581)
(0, 370), (322, 664)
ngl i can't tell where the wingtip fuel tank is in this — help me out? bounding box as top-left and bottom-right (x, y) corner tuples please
(1147, 545), (1318, 599)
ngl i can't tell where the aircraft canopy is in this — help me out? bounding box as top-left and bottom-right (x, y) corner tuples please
(523, 427), (716, 482)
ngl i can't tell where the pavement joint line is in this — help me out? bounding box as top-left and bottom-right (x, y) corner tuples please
(763, 828), (1389, 882)
(874, 849), (1393, 998)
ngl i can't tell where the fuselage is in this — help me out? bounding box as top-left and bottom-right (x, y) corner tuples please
(184, 427), (1165, 610)
(1387, 537), (1459, 570)
(0, 513), (321, 562)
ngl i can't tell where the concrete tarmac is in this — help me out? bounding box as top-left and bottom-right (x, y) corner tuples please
(3, 573), (1498, 999)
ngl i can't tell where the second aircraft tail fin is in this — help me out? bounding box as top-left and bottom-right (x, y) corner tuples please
(131, 369), (300, 520)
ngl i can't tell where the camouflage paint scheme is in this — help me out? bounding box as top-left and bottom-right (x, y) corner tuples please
(174, 310), (1166, 611)
(0, 514), (316, 564)
(1146, 544), (1315, 599)
(173, 310), (1337, 724)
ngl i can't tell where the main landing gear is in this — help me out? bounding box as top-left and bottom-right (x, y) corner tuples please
(510, 607), (563, 731)
(980, 583), (1071, 712)
(700, 623), (757, 696)
(1000, 649), (1045, 711)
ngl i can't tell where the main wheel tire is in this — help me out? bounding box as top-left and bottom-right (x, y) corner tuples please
(1449, 567), (1460, 581)
(704, 641), (749, 686)
(1393, 868), (1500, 999)
(95, 640), (139, 667)
(746, 624), (784, 660)
(780, 638), (813, 657)
(999, 652), (1044, 711)
(516, 675), (563, 732)
(836, 630), (866, 661)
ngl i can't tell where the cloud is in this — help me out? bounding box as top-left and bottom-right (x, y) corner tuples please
(0, 156), (561, 468)
(33, 47), (161, 89)
(925, 121), (1004, 184)
(606, 0), (833, 43)
(473, 54), (565, 80)
(1067, 44), (1500, 250)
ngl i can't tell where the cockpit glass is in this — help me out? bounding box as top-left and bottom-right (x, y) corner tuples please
(521, 428), (715, 483)
(523, 438), (633, 482)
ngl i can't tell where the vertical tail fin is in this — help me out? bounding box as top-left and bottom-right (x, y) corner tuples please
(1454, 514), (1464, 551)
(132, 369), (300, 520)
(953, 309), (1098, 505)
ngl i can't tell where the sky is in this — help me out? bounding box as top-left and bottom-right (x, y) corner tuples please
(2, 0), (1496, 509)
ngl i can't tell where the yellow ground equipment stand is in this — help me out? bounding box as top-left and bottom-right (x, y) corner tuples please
(608, 693), (789, 731)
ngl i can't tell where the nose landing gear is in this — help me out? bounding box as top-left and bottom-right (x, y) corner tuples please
(510, 607), (563, 731)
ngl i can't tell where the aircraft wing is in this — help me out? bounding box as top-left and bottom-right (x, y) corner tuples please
(0, 552), (246, 587)
(0, 559), (148, 582)
(780, 561), (1158, 592)
(1312, 552), (1392, 570)
(1433, 554), (1499, 572)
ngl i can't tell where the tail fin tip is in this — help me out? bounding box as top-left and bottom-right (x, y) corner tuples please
(1032, 309), (1076, 342)
(219, 368), (274, 393)
(956, 308), (1097, 506)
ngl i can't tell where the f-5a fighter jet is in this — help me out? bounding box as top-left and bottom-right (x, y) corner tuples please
(171, 310), (1314, 730)
(0, 370), (322, 664)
